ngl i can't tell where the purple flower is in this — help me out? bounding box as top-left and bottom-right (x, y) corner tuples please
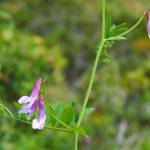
(146, 12), (150, 38)
(18, 77), (42, 105)
(32, 96), (46, 129)
(18, 77), (46, 129)
(18, 78), (42, 118)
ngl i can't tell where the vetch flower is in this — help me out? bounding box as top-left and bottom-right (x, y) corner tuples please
(32, 96), (46, 129)
(146, 12), (150, 38)
(18, 77), (42, 119)
(18, 77), (42, 105)
(18, 77), (46, 129)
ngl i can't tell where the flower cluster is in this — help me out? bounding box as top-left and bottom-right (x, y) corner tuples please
(18, 78), (46, 129)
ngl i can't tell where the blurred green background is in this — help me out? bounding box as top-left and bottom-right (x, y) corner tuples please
(0, 0), (150, 150)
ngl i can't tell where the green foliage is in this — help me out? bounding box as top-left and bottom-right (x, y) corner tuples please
(105, 10), (128, 40)
(47, 102), (75, 127)
(61, 104), (74, 125)
(102, 9), (129, 64)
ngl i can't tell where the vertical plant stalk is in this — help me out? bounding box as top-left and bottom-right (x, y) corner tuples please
(74, 0), (106, 149)
(77, 0), (106, 127)
(74, 133), (78, 150)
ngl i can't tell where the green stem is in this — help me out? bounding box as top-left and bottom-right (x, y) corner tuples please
(0, 104), (14, 119)
(77, 0), (106, 127)
(74, 133), (78, 150)
(101, 0), (106, 40)
(16, 119), (73, 133)
(42, 79), (46, 98)
(77, 41), (105, 127)
(107, 10), (146, 41)
(73, 1), (106, 149)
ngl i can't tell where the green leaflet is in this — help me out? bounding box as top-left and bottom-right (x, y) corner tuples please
(109, 23), (128, 37)
(61, 104), (74, 125)
(47, 102), (75, 127)
(105, 9), (128, 42)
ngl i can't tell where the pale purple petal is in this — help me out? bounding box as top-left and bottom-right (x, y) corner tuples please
(18, 105), (31, 114)
(18, 96), (32, 104)
(32, 96), (46, 129)
(147, 12), (150, 38)
(18, 78), (42, 105)
(30, 77), (42, 99)
(147, 20), (150, 38)
(18, 100), (36, 114)
(26, 101), (38, 120)
(32, 118), (45, 129)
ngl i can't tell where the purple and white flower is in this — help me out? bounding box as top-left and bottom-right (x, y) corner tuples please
(18, 77), (46, 129)
(18, 77), (42, 105)
(146, 12), (150, 38)
(32, 96), (46, 129)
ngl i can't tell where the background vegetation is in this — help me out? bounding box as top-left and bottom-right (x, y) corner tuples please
(0, 0), (150, 149)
